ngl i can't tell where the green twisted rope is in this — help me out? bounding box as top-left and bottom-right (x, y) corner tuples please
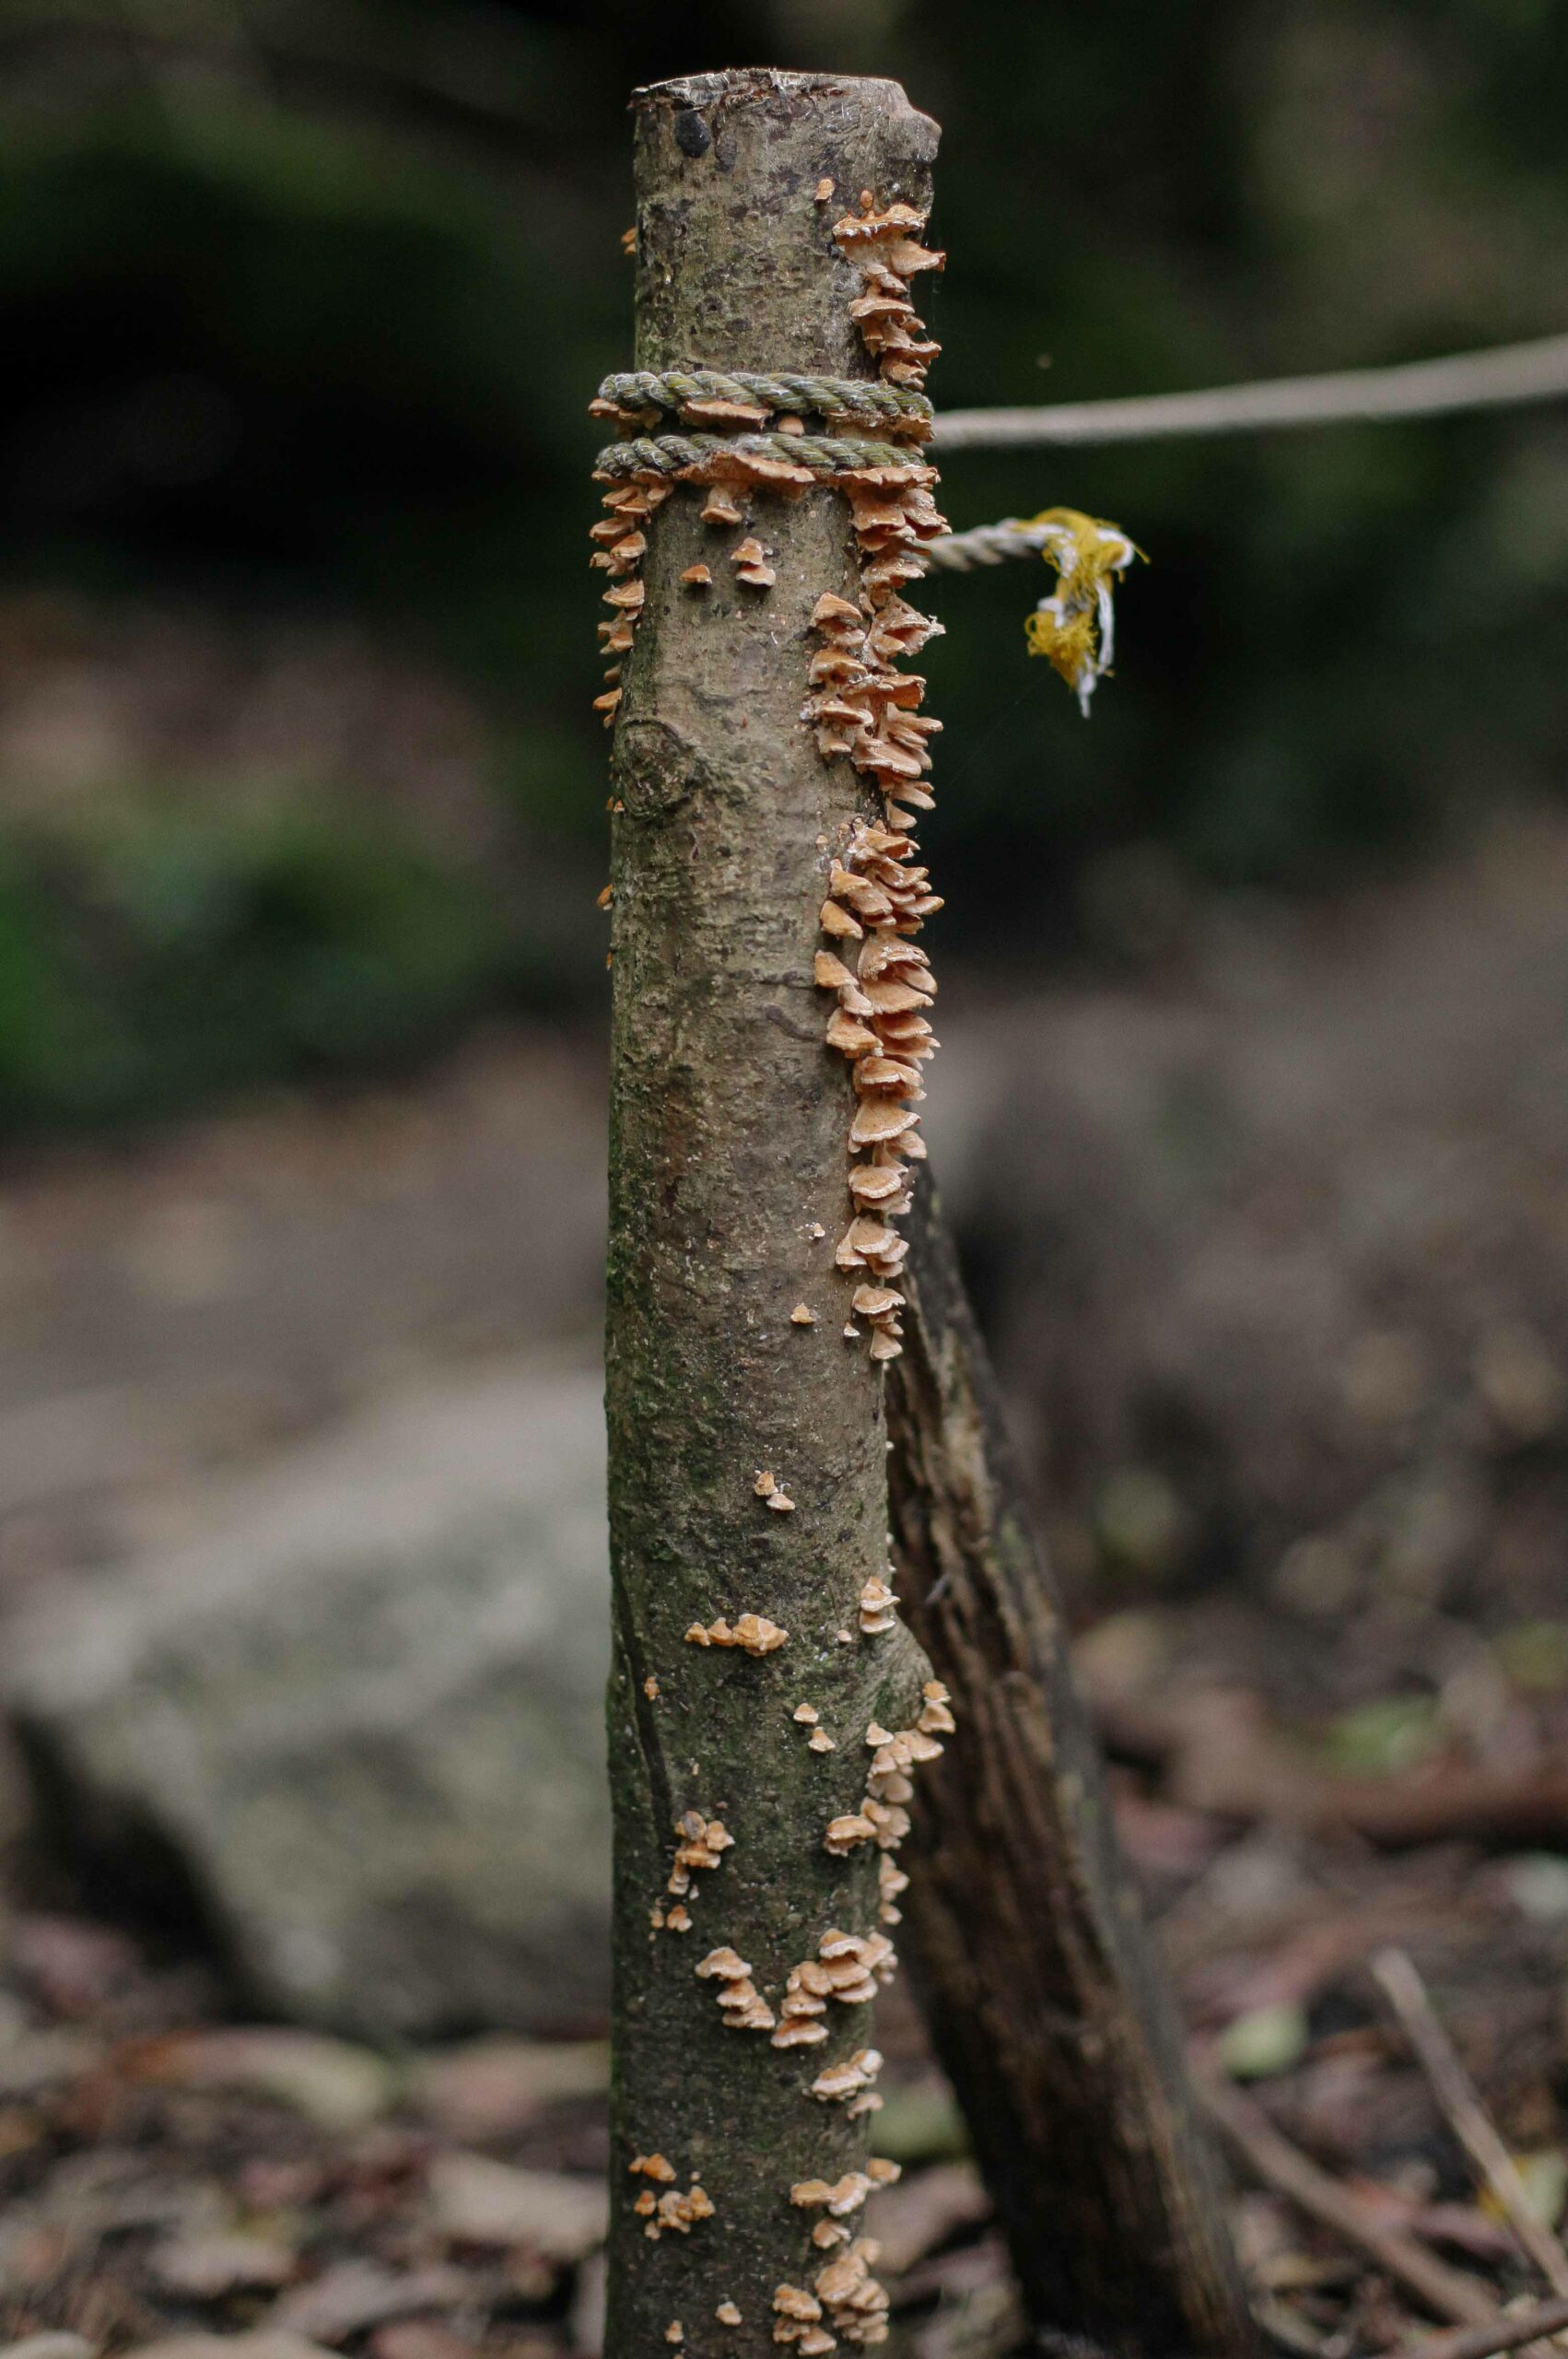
(595, 430), (925, 480)
(597, 369), (932, 438)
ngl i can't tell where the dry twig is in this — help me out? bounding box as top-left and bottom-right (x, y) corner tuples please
(1387, 2294), (1568, 2359)
(1199, 2073), (1498, 2328)
(1089, 1686), (1568, 1849)
(1371, 1948), (1568, 2298)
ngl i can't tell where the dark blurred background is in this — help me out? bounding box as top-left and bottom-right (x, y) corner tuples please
(1, 0), (1565, 1127)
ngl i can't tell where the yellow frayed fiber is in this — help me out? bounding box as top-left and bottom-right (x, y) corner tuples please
(1021, 507), (1141, 715)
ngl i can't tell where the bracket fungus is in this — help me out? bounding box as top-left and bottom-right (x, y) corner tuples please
(731, 534), (778, 588)
(790, 191), (952, 1364)
(813, 2232), (893, 2346)
(685, 1614), (789, 1655)
(876, 1855), (908, 1927)
(790, 2171), (874, 2219)
(857, 1576), (899, 1637)
(696, 1945), (777, 2035)
(809, 2048), (883, 2106)
(793, 1701), (838, 1755)
(819, 1692), (951, 1879)
(655, 1811), (734, 1934)
(630, 2153), (717, 2241)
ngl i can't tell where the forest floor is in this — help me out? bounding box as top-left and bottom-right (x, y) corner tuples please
(2, 1712), (1567, 2359)
(6, 815), (1568, 2359)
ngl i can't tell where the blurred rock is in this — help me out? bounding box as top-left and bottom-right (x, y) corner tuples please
(3, 1363), (610, 2037)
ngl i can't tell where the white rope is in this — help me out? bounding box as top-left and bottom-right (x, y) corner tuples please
(918, 519), (1053, 573)
(931, 330), (1568, 452)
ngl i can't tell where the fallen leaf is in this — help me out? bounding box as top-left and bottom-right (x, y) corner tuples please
(863, 2163), (989, 2275)
(0, 2029), (103, 2096)
(147, 2031), (394, 2132)
(369, 2328), (475, 2359)
(271, 2264), (469, 2345)
(1504, 1854), (1568, 1923)
(427, 2152), (606, 2259)
(1489, 2148), (1567, 2231)
(413, 2038), (607, 2141)
(868, 2078), (968, 2166)
(123, 2338), (334, 2359)
(148, 2233), (298, 2298)
(1218, 2001), (1309, 2081)
(1320, 1696), (1438, 1777)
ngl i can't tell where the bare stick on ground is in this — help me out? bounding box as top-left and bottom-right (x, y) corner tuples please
(1200, 2074), (1498, 2328)
(1085, 1686), (1568, 1850)
(603, 70), (940, 2359)
(1372, 1947), (1568, 2297)
(887, 1176), (1256, 2359)
(1389, 2294), (1568, 2359)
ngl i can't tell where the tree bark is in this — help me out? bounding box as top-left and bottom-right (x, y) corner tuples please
(888, 1174), (1256, 2359)
(604, 71), (940, 2359)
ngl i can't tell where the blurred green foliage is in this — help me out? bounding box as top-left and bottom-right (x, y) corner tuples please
(0, 0), (1565, 1123)
(0, 804), (514, 1122)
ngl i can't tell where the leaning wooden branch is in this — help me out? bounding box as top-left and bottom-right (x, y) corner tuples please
(887, 1174), (1255, 2359)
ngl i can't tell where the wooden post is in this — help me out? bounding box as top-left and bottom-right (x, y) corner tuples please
(603, 70), (940, 2359)
(601, 63), (1255, 2359)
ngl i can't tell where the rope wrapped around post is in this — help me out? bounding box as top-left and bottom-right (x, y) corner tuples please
(593, 367), (934, 440)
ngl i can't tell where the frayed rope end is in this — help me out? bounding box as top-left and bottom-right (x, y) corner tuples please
(1022, 508), (1141, 716)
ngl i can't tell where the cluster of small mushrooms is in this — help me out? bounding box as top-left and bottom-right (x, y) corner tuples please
(648, 1809), (734, 1937)
(809, 194), (947, 1367)
(631, 2152), (719, 2244)
(593, 183), (958, 2352)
